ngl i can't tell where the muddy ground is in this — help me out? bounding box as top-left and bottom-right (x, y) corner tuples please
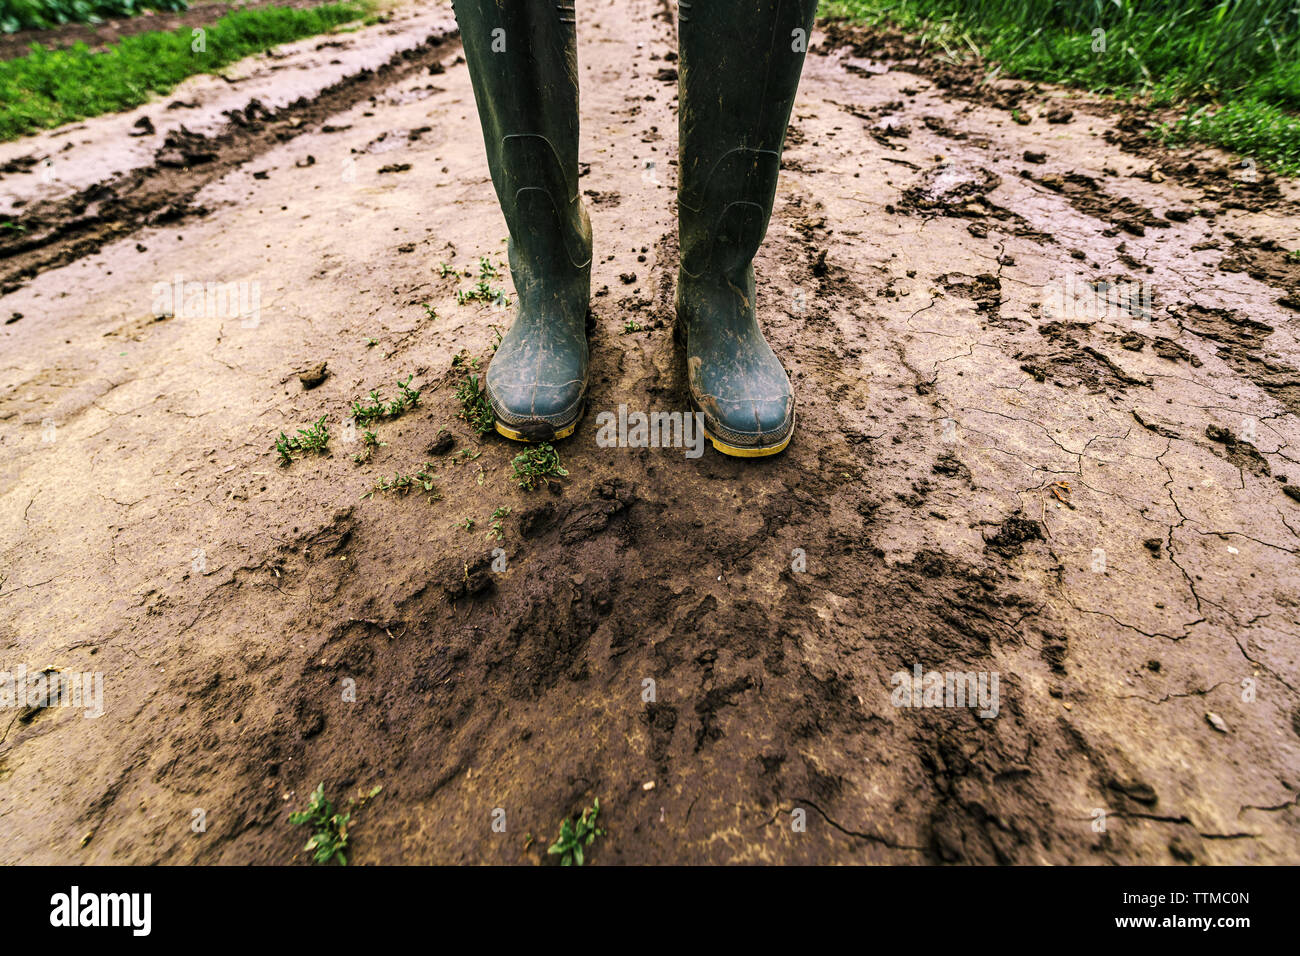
(1, 0), (1298, 864)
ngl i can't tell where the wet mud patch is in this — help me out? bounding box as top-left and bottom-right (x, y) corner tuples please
(1176, 303), (1300, 414)
(1219, 239), (1300, 311)
(901, 162), (999, 211)
(1030, 171), (1169, 237)
(819, 18), (1300, 221)
(895, 162), (1050, 241)
(1017, 320), (1151, 390)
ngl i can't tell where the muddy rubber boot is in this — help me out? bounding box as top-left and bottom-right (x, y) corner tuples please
(453, 1), (593, 441)
(676, 0), (817, 456)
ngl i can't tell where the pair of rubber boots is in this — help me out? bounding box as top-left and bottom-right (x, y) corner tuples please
(454, 1), (816, 457)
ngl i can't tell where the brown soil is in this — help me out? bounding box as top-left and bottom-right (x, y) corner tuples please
(1, 1), (1298, 865)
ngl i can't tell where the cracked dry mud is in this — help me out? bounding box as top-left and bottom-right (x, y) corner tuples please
(2, 0), (1299, 864)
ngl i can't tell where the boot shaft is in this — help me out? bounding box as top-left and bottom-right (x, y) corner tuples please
(677, 0), (817, 279)
(454, 1), (591, 276)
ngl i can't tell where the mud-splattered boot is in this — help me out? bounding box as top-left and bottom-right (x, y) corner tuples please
(454, 1), (592, 441)
(676, 0), (817, 456)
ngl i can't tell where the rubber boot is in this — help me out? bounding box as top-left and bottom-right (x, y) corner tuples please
(453, 1), (592, 441)
(676, 0), (817, 456)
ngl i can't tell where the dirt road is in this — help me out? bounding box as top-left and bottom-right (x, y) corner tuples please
(1, 0), (1298, 864)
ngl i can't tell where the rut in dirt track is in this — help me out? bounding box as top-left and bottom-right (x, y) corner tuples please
(0, 0), (1298, 864)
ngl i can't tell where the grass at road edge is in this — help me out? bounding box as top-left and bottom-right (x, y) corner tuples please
(821, 0), (1300, 175)
(2, 1), (189, 34)
(0, 1), (373, 141)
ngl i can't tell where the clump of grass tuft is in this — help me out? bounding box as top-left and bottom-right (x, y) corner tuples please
(451, 351), (480, 372)
(275, 416), (330, 466)
(487, 505), (511, 541)
(349, 375), (421, 427)
(288, 782), (381, 866)
(367, 463), (438, 498)
(454, 257), (509, 307)
(455, 279), (509, 308)
(547, 799), (605, 866)
(511, 443), (568, 491)
(1160, 99), (1300, 177)
(350, 429), (384, 465)
(456, 373), (495, 436)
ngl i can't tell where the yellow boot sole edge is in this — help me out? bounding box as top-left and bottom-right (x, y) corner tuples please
(494, 418), (580, 443)
(705, 427), (793, 458)
(496, 415), (790, 456)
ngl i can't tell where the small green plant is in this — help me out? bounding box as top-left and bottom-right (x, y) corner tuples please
(368, 463), (438, 498)
(459, 516), (476, 531)
(288, 782), (382, 866)
(275, 416), (330, 466)
(1286, 249), (1300, 263)
(511, 443), (568, 491)
(423, 303), (438, 321)
(455, 259), (509, 308)
(438, 261), (456, 278)
(350, 375), (421, 426)
(451, 351), (481, 372)
(350, 429), (385, 464)
(456, 373), (496, 436)
(488, 506), (511, 541)
(456, 278), (506, 306)
(621, 319), (645, 334)
(547, 798), (605, 866)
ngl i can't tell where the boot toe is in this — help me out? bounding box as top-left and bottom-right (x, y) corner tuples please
(486, 371), (585, 439)
(706, 393), (794, 450)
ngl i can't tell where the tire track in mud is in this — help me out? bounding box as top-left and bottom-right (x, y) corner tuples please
(0, 27), (462, 295)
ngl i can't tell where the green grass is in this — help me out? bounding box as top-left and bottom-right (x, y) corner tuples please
(823, 0), (1300, 174)
(454, 256), (510, 307)
(1161, 98), (1300, 175)
(2, 0), (189, 33)
(511, 443), (568, 491)
(0, 2), (370, 141)
(288, 782), (381, 866)
(368, 463), (439, 499)
(275, 415), (330, 467)
(349, 374), (421, 427)
(455, 373), (495, 436)
(547, 799), (605, 866)
(487, 505), (510, 541)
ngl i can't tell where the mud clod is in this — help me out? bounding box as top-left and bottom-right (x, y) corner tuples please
(984, 514), (1044, 557)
